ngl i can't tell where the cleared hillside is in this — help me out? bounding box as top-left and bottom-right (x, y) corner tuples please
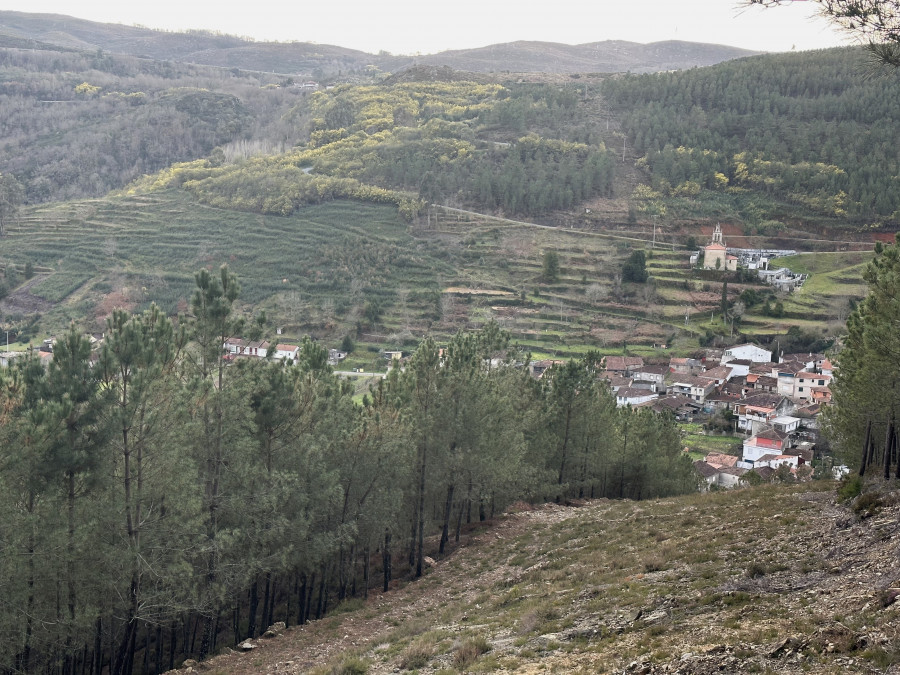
(173, 482), (900, 674)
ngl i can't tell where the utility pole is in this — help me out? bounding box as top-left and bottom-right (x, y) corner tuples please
(651, 215), (658, 250)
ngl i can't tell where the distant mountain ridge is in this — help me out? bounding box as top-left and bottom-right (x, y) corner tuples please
(0, 10), (760, 75)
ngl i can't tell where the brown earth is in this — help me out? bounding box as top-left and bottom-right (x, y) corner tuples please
(0, 274), (54, 316)
(168, 483), (900, 674)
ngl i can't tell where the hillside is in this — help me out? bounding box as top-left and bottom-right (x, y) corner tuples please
(0, 191), (869, 358)
(378, 40), (761, 75)
(603, 47), (900, 226)
(0, 11), (759, 75)
(166, 482), (900, 674)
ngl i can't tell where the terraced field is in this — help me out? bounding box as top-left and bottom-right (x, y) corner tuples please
(0, 191), (869, 358)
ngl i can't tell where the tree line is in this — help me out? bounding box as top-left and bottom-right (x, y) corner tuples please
(0, 267), (697, 674)
(828, 235), (900, 476)
(603, 47), (900, 222)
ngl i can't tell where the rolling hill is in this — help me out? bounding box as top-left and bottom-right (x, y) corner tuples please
(0, 11), (760, 76)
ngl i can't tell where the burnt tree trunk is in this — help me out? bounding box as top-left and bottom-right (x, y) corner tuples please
(382, 531), (392, 593)
(439, 483), (454, 555)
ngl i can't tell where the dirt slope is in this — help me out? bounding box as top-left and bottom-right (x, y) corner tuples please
(170, 483), (900, 674)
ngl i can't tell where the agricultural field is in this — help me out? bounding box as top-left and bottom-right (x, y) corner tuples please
(0, 189), (870, 360)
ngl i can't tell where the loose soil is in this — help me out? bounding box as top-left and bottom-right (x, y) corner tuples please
(0, 274), (54, 315)
(170, 483), (900, 674)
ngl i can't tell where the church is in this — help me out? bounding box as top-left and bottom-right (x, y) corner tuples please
(703, 224), (738, 271)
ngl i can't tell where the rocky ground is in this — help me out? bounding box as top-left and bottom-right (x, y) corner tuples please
(168, 482), (900, 674)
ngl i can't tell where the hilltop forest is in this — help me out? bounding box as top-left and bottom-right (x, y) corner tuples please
(0, 269), (695, 674)
(603, 48), (900, 225)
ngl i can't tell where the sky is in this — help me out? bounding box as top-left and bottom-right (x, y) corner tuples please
(0, 0), (850, 56)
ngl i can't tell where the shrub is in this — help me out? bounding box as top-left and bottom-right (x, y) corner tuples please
(746, 561), (767, 578)
(331, 656), (369, 675)
(852, 491), (883, 518)
(399, 639), (433, 669)
(452, 636), (491, 668)
(837, 474), (863, 502)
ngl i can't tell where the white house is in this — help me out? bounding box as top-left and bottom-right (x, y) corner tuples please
(754, 454), (800, 470)
(694, 460), (746, 490)
(795, 371), (832, 403)
(273, 344), (300, 361)
(615, 387), (658, 407)
(721, 343), (772, 365)
(771, 415), (801, 435)
(723, 359), (751, 379)
(669, 376), (716, 404)
(634, 365), (667, 393)
(742, 429), (787, 463)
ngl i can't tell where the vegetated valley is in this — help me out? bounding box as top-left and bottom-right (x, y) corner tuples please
(0, 11), (898, 675)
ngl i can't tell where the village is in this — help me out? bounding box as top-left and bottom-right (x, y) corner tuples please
(219, 332), (835, 491)
(0, 223), (833, 494)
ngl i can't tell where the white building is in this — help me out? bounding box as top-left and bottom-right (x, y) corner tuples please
(721, 343), (772, 365)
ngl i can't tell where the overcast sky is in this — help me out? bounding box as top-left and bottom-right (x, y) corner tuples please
(1, 0), (850, 56)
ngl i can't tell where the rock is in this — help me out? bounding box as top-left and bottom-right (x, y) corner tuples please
(643, 609), (668, 624)
(626, 608), (643, 622)
(424, 556), (436, 567)
(182, 660), (198, 669)
(238, 641), (255, 651)
(768, 637), (794, 657)
(263, 621), (286, 638)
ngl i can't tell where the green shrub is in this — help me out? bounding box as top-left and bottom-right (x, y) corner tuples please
(452, 636), (491, 668)
(852, 491), (883, 518)
(331, 656), (369, 675)
(837, 474), (863, 502)
(399, 639), (434, 669)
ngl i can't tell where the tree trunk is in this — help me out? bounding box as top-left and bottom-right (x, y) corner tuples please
(304, 573), (315, 625)
(211, 611), (220, 653)
(247, 579), (259, 639)
(266, 577), (277, 628)
(141, 623), (150, 675)
(439, 483), (454, 554)
(895, 423), (900, 480)
(363, 544), (370, 599)
(169, 622), (177, 672)
(154, 624), (162, 675)
(859, 419), (873, 476)
(93, 616), (102, 675)
(415, 442), (427, 578)
(315, 574), (326, 620)
(66, 470), (77, 675)
(557, 406), (573, 491)
(261, 575), (272, 635)
(297, 574), (308, 626)
(383, 532), (392, 593)
(21, 491), (36, 674)
(407, 516), (417, 570)
(884, 420), (894, 480)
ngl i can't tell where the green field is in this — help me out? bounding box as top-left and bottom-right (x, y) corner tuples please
(680, 423), (743, 460)
(0, 190), (870, 358)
